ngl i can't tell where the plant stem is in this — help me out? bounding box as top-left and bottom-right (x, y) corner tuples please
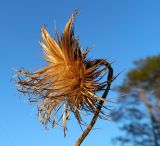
(74, 62), (113, 146)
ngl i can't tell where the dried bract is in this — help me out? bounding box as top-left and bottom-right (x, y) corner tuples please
(16, 10), (113, 136)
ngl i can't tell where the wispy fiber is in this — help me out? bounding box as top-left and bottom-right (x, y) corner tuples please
(15, 10), (113, 137)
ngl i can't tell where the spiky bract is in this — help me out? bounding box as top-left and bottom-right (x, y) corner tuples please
(16, 10), (112, 135)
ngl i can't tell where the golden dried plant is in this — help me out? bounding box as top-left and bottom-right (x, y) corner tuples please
(16, 10), (113, 142)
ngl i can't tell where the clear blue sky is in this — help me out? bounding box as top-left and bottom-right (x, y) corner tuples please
(0, 0), (160, 146)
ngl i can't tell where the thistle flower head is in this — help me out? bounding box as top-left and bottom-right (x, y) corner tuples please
(16, 10), (112, 135)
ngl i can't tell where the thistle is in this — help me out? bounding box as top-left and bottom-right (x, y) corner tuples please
(16, 10), (113, 145)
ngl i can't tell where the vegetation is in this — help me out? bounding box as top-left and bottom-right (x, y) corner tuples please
(112, 55), (160, 146)
(15, 10), (114, 146)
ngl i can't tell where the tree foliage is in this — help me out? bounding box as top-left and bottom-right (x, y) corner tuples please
(112, 55), (160, 146)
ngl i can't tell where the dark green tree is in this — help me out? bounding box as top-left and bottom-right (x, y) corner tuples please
(112, 55), (160, 146)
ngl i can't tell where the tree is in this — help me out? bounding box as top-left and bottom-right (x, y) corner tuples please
(112, 55), (160, 146)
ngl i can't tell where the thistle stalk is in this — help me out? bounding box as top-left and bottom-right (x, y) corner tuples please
(74, 62), (113, 146)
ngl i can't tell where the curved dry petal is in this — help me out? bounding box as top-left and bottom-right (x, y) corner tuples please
(15, 10), (112, 136)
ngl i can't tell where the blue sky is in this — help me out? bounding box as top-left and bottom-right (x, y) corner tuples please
(0, 0), (160, 146)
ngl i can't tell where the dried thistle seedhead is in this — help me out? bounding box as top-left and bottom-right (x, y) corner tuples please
(16, 10), (113, 136)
